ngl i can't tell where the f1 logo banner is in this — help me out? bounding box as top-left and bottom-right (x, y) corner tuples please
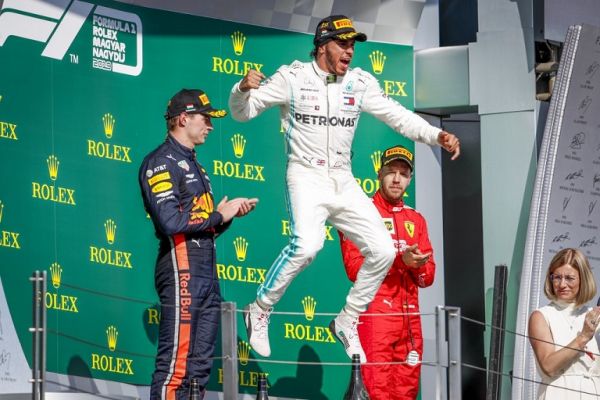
(0, 0), (143, 76)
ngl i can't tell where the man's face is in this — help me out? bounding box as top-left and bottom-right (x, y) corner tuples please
(378, 160), (412, 204)
(321, 39), (355, 76)
(184, 112), (213, 145)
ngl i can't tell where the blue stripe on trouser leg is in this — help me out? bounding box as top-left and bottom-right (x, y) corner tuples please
(257, 168), (329, 306)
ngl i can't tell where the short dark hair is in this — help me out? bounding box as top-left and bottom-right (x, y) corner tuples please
(310, 44), (319, 59)
(167, 115), (179, 131)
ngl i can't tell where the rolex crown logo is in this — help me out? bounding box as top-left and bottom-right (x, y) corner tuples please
(238, 340), (251, 365)
(104, 219), (117, 244)
(233, 236), (248, 262)
(47, 155), (60, 181)
(231, 31), (246, 56)
(106, 325), (118, 351)
(231, 133), (246, 159)
(302, 296), (316, 321)
(103, 113), (115, 139)
(371, 150), (382, 173)
(50, 262), (62, 289)
(369, 50), (386, 75)
(0, 200), (4, 224)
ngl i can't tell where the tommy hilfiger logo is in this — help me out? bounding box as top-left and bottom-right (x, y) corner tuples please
(231, 133), (246, 159)
(231, 31), (246, 56)
(233, 236), (248, 261)
(369, 50), (386, 75)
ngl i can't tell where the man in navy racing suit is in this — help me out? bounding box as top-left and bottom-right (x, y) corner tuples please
(139, 88), (257, 400)
(229, 15), (460, 362)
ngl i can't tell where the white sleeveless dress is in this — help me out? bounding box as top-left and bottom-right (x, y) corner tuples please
(536, 301), (600, 399)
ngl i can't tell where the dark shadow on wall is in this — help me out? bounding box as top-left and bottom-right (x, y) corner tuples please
(269, 345), (327, 400)
(44, 356), (121, 398)
(142, 302), (160, 346)
(67, 355), (98, 393)
(207, 334), (268, 395)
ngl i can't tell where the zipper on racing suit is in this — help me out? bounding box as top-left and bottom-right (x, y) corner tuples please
(392, 207), (418, 357)
(326, 77), (331, 176)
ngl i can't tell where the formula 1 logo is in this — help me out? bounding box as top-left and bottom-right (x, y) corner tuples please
(0, 0), (143, 76)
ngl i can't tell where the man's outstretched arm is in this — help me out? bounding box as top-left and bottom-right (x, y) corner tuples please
(229, 68), (289, 122)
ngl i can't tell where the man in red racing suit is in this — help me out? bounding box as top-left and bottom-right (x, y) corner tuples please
(339, 145), (435, 399)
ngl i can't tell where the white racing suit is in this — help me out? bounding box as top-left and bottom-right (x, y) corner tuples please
(229, 60), (440, 316)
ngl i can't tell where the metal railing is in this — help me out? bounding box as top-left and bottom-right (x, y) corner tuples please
(26, 270), (600, 400)
(30, 271), (46, 400)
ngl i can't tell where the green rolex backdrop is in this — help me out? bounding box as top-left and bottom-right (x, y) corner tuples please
(0, 1), (417, 398)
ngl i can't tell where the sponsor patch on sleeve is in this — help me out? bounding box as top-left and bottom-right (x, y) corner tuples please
(148, 171), (171, 186)
(152, 181), (173, 193)
(382, 218), (395, 234)
(153, 164), (167, 172)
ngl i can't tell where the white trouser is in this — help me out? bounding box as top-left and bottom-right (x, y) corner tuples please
(257, 163), (396, 317)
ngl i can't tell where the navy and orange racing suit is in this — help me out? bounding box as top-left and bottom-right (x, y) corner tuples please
(139, 134), (230, 400)
(339, 190), (435, 400)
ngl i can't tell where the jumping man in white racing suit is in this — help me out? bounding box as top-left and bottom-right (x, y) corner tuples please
(229, 14), (460, 362)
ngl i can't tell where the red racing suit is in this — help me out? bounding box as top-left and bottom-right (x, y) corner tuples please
(339, 191), (435, 400)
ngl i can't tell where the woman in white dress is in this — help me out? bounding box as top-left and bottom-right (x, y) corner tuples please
(529, 248), (600, 399)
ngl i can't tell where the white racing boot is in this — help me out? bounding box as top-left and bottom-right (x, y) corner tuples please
(243, 301), (273, 357)
(329, 310), (367, 363)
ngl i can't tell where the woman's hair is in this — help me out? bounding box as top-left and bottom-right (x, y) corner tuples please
(544, 247), (596, 306)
